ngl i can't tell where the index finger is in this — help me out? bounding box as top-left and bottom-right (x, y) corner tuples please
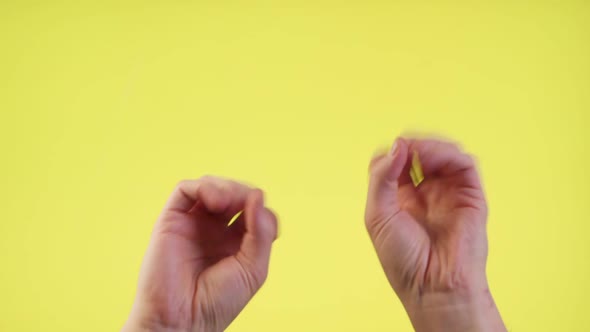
(400, 138), (482, 189)
(164, 176), (254, 217)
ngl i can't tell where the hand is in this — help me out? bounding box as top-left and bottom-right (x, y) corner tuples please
(365, 138), (506, 332)
(123, 176), (278, 332)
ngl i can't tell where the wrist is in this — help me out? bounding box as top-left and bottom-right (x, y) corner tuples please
(122, 308), (216, 332)
(122, 311), (187, 332)
(401, 285), (506, 332)
(122, 320), (178, 332)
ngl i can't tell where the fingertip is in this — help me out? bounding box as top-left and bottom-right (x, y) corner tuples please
(390, 140), (399, 156)
(255, 207), (278, 244)
(238, 196), (276, 268)
(391, 137), (407, 155)
(244, 189), (258, 223)
(368, 138), (409, 184)
(252, 188), (265, 207)
(246, 188), (272, 235)
(390, 138), (409, 177)
(275, 214), (281, 240)
(264, 208), (280, 241)
(393, 137), (409, 157)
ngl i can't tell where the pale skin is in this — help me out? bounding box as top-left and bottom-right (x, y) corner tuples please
(123, 176), (278, 332)
(124, 137), (506, 332)
(366, 138), (506, 331)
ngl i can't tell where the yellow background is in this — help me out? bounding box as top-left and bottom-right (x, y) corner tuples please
(1, 1), (589, 331)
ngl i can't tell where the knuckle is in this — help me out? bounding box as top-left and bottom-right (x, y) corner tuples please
(198, 174), (215, 183)
(369, 155), (385, 173)
(364, 209), (374, 227)
(198, 176), (224, 194)
(464, 153), (476, 166)
(175, 179), (190, 189)
(251, 266), (269, 287)
(265, 208), (278, 224)
(447, 140), (463, 152)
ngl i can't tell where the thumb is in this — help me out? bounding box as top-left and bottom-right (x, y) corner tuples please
(236, 189), (277, 291)
(366, 138), (409, 230)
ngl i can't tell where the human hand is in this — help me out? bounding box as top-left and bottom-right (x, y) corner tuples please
(365, 138), (505, 332)
(123, 176), (278, 332)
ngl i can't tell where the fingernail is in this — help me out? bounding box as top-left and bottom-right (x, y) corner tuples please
(390, 140), (398, 156)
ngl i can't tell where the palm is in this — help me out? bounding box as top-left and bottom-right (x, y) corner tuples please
(161, 210), (244, 275)
(396, 176), (486, 290)
(399, 170), (486, 227)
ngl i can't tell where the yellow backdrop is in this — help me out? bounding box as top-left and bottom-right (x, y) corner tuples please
(1, 1), (589, 331)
